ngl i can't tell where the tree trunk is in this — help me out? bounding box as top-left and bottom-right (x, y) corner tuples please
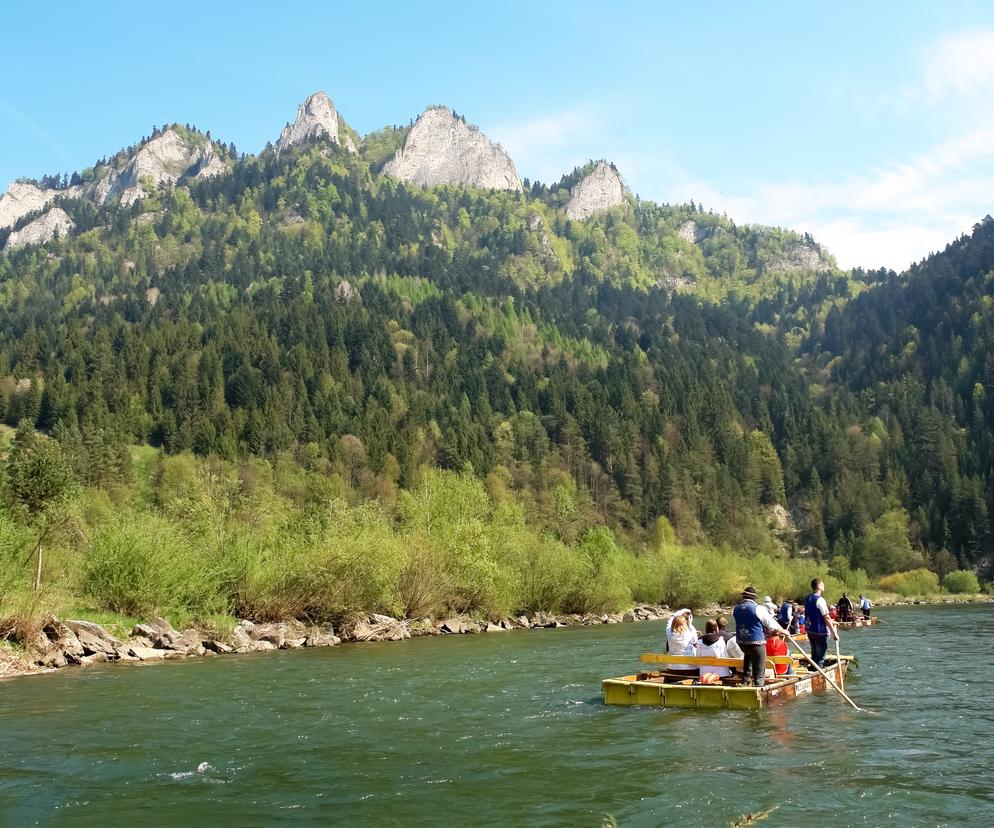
(34, 542), (42, 591)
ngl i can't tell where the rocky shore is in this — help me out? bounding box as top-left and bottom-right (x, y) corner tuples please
(0, 605), (675, 681)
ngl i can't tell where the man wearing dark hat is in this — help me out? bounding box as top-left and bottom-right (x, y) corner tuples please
(733, 585), (787, 686)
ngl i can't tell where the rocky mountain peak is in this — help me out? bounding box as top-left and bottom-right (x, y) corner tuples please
(382, 106), (522, 191)
(275, 91), (354, 155)
(99, 127), (223, 207)
(565, 161), (627, 220)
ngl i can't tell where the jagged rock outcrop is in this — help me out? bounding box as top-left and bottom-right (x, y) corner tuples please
(676, 220), (728, 245)
(565, 161), (626, 220)
(275, 91), (354, 155)
(383, 106), (522, 191)
(764, 240), (831, 273)
(99, 128), (224, 207)
(0, 182), (80, 229)
(4, 207), (75, 250)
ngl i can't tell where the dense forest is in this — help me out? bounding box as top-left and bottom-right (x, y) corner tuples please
(0, 127), (990, 624)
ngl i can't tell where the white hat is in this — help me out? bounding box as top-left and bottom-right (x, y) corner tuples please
(764, 596), (772, 603)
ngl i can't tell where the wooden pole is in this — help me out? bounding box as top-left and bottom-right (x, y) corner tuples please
(835, 637), (845, 692)
(34, 542), (42, 591)
(785, 633), (863, 712)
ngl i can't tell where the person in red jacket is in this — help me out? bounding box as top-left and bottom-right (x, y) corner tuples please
(765, 631), (794, 676)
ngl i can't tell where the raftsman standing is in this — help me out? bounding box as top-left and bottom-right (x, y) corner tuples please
(804, 578), (839, 667)
(733, 585), (786, 686)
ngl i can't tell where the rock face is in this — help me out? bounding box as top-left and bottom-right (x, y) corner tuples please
(101, 128), (223, 207)
(383, 106), (522, 191)
(0, 182), (79, 229)
(275, 91), (352, 156)
(765, 240), (831, 273)
(565, 161), (626, 220)
(4, 207), (75, 250)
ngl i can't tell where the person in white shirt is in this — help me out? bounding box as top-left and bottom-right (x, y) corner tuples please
(695, 619), (732, 678)
(665, 608), (699, 676)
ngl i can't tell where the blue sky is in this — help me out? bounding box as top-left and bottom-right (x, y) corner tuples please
(4, 1), (994, 271)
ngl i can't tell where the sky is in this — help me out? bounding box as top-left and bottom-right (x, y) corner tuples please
(4, 1), (994, 272)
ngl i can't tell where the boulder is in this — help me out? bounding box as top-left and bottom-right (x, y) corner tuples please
(249, 622), (286, 649)
(203, 639), (233, 655)
(39, 647), (68, 669)
(440, 618), (464, 634)
(79, 652), (108, 666)
(231, 626), (254, 654)
(251, 640), (277, 652)
(350, 614), (410, 642)
(67, 620), (122, 656)
(622, 610), (637, 623)
(304, 625), (340, 647)
(516, 615), (531, 629)
(173, 629), (206, 657)
(128, 646), (167, 661)
(484, 622), (505, 633)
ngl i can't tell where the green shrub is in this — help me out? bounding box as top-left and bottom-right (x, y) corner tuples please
(877, 568), (941, 597)
(83, 513), (226, 617)
(943, 570), (980, 594)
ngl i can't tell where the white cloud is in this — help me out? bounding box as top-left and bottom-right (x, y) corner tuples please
(922, 29), (994, 103)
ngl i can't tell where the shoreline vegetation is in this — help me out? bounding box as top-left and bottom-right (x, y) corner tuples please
(2, 444), (992, 681)
(3, 594), (991, 682)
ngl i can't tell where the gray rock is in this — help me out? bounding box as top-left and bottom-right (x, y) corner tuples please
(304, 625), (340, 647)
(440, 618), (464, 634)
(484, 622), (505, 632)
(66, 620), (121, 656)
(79, 652), (108, 666)
(251, 640), (277, 652)
(231, 626), (254, 654)
(565, 161), (627, 221)
(128, 646), (167, 661)
(275, 91), (350, 156)
(383, 106), (522, 191)
(39, 647), (68, 669)
(0, 181), (78, 229)
(516, 615), (531, 628)
(203, 639), (233, 654)
(4, 207), (74, 250)
(622, 610), (637, 623)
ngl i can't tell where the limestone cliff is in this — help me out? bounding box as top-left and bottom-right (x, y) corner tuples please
(565, 161), (627, 220)
(100, 128), (225, 206)
(275, 91), (354, 156)
(383, 106), (522, 191)
(764, 239), (832, 273)
(0, 182), (79, 230)
(4, 207), (75, 250)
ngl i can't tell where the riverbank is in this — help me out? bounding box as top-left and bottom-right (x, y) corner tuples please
(0, 605), (676, 681)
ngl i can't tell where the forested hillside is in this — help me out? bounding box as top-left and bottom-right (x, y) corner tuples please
(0, 116), (990, 625)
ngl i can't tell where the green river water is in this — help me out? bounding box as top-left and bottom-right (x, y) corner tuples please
(2, 604), (992, 827)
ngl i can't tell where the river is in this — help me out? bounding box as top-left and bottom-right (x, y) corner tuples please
(2, 604), (992, 826)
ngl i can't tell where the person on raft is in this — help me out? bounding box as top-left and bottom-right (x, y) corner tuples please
(665, 608), (699, 678)
(805, 578), (840, 668)
(837, 593), (855, 623)
(695, 619), (733, 680)
(733, 585), (787, 687)
(859, 594), (872, 620)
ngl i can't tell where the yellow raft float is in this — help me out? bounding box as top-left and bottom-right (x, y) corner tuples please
(602, 652), (852, 710)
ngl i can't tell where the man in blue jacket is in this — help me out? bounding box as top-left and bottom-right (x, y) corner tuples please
(804, 578), (839, 667)
(733, 585), (787, 686)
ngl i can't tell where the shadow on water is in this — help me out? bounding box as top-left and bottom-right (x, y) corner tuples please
(1, 604), (992, 826)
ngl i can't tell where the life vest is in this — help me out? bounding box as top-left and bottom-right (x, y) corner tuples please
(733, 599), (765, 644)
(805, 593), (828, 635)
(765, 635), (789, 674)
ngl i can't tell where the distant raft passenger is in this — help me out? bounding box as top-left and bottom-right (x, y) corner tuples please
(860, 594), (872, 620)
